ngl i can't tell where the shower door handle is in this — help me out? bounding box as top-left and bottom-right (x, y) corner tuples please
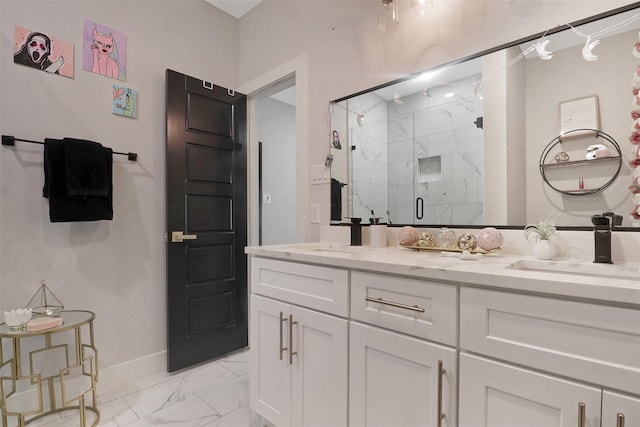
(416, 197), (424, 220)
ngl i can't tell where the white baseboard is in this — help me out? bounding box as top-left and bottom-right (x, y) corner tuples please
(96, 350), (167, 397)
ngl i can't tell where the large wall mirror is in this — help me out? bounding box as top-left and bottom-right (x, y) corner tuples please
(330, 3), (640, 229)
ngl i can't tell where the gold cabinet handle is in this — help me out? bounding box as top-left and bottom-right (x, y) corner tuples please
(171, 231), (198, 242)
(365, 296), (425, 313)
(617, 413), (625, 427)
(279, 312), (287, 361)
(578, 402), (585, 427)
(437, 360), (446, 427)
(289, 314), (298, 366)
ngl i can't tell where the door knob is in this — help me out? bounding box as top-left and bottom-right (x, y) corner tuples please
(171, 231), (198, 242)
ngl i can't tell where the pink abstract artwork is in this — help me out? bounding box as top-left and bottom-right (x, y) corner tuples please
(82, 19), (127, 81)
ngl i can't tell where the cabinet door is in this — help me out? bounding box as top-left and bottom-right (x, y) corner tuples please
(603, 391), (640, 427)
(349, 321), (457, 427)
(250, 295), (292, 427)
(459, 353), (601, 427)
(291, 306), (348, 427)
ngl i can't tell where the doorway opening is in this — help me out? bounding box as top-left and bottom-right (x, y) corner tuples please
(252, 75), (296, 245)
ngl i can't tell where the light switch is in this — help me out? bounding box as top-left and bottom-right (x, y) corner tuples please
(310, 164), (330, 185)
(310, 204), (320, 224)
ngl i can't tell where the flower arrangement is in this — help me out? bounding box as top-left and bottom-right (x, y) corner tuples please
(524, 214), (559, 243)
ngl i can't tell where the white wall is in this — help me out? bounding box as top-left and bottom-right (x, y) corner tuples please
(483, 46), (527, 225)
(257, 97), (296, 244)
(0, 0), (238, 377)
(238, 0), (635, 238)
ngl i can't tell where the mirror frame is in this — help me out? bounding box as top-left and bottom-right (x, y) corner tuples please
(330, 1), (640, 232)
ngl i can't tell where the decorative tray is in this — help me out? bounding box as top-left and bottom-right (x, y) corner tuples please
(400, 245), (500, 254)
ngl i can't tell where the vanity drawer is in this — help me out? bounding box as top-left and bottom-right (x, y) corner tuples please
(250, 257), (349, 317)
(351, 271), (457, 346)
(460, 287), (640, 395)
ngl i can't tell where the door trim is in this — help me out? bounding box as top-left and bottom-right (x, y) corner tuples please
(238, 54), (308, 246)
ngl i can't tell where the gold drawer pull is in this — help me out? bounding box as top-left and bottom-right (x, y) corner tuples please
(289, 314), (298, 366)
(279, 311), (287, 360)
(617, 413), (625, 427)
(578, 402), (585, 427)
(365, 296), (425, 313)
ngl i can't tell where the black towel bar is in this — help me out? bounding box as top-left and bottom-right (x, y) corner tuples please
(2, 135), (138, 161)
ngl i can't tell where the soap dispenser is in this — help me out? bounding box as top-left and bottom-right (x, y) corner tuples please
(591, 212), (622, 264)
(592, 214), (612, 264)
(349, 217), (362, 246)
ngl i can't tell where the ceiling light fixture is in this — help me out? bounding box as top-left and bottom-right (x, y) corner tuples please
(474, 83), (485, 100)
(411, 0), (432, 18)
(535, 39), (553, 60)
(582, 36), (601, 61)
(378, 0), (399, 32)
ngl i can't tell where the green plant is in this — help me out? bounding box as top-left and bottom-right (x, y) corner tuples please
(524, 214), (559, 242)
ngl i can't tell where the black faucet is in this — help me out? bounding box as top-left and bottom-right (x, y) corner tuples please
(591, 212), (622, 264)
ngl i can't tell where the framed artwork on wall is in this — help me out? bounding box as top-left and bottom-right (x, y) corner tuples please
(14, 26), (74, 78)
(82, 19), (127, 81)
(559, 95), (599, 137)
(112, 85), (137, 118)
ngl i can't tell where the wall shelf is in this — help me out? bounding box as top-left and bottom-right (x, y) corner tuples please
(541, 155), (621, 169)
(538, 129), (622, 196)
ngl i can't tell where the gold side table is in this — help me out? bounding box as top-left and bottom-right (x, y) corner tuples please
(0, 310), (99, 426)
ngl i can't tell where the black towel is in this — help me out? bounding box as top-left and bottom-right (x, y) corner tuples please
(331, 178), (342, 221)
(43, 138), (113, 222)
(64, 137), (110, 197)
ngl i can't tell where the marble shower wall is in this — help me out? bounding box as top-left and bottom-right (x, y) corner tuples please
(348, 93), (389, 222)
(388, 75), (485, 225)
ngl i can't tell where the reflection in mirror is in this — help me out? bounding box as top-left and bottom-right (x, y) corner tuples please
(330, 4), (640, 228)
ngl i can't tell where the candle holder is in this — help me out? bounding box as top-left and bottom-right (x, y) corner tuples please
(25, 280), (64, 317)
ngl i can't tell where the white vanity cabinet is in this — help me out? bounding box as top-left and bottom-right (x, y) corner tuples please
(602, 391), (640, 427)
(459, 353), (602, 426)
(249, 258), (349, 427)
(459, 287), (640, 427)
(349, 272), (458, 427)
(247, 247), (640, 427)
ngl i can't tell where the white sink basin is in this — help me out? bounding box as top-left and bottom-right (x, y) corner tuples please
(507, 259), (640, 280)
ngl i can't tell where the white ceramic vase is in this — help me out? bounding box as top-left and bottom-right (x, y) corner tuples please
(534, 239), (556, 260)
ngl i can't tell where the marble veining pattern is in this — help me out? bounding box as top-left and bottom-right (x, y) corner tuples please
(385, 73), (484, 225)
(350, 91), (389, 220)
(246, 241), (640, 304)
(15, 349), (272, 427)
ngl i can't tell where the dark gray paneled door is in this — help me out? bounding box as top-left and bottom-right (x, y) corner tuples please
(165, 69), (247, 372)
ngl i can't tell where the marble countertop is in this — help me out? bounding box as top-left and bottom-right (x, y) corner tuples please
(245, 243), (640, 306)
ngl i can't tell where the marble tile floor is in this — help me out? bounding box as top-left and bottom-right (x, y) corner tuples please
(14, 349), (274, 427)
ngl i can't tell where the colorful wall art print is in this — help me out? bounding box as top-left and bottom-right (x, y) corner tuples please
(14, 26), (74, 78)
(113, 85), (137, 118)
(83, 19), (126, 81)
